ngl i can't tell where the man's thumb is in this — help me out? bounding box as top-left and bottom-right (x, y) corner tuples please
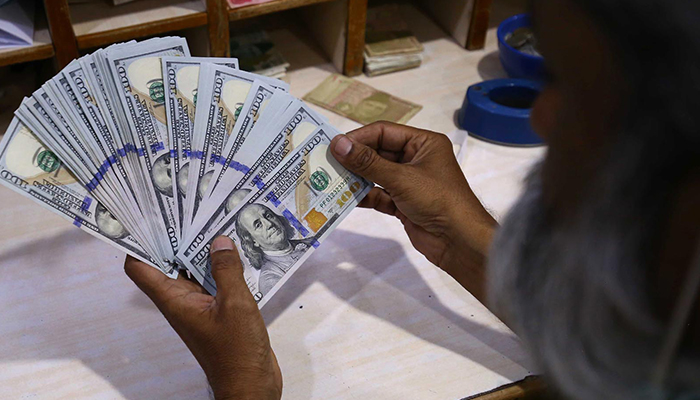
(331, 134), (397, 189)
(209, 236), (246, 298)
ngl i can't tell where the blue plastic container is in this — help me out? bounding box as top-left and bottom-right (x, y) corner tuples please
(458, 79), (544, 146)
(497, 14), (546, 81)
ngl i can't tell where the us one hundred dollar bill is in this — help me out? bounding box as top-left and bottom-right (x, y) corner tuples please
(183, 63), (288, 235)
(0, 118), (165, 272)
(161, 57), (240, 242)
(106, 37), (190, 265)
(1, 36), (376, 308)
(178, 125), (372, 306)
(183, 99), (327, 245)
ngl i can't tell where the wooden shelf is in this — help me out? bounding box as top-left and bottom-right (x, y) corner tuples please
(228, 0), (335, 21)
(70, 0), (208, 49)
(1, 0), (369, 75)
(0, 12), (54, 68)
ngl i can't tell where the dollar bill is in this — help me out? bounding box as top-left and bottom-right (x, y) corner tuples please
(105, 37), (190, 266)
(303, 73), (422, 125)
(79, 49), (158, 235)
(2, 36), (375, 304)
(0, 117), (169, 274)
(50, 65), (137, 212)
(29, 89), (139, 228)
(16, 96), (164, 264)
(177, 125), (372, 307)
(183, 63), (288, 235)
(161, 56), (240, 242)
(182, 99), (323, 246)
(62, 60), (143, 215)
(48, 62), (162, 255)
(204, 82), (293, 198)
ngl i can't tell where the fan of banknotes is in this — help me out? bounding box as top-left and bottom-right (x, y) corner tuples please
(0, 36), (372, 307)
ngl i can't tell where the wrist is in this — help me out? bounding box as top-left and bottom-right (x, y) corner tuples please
(210, 373), (281, 400)
(213, 385), (281, 400)
(440, 202), (497, 305)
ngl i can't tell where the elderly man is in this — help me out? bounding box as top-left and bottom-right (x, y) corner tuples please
(124, 0), (700, 398)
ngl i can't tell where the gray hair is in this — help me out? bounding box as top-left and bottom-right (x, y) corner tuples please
(489, 158), (700, 399)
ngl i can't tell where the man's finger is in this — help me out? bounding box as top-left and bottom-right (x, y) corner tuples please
(331, 133), (402, 191)
(124, 255), (173, 306)
(209, 236), (248, 299)
(359, 187), (398, 216)
(345, 121), (425, 153)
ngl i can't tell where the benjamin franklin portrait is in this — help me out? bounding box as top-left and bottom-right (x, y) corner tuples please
(95, 203), (129, 240)
(198, 170), (214, 200)
(151, 153), (173, 197)
(177, 161), (189, 197)
(225, 188), (251, 214)
(234, 203), (314, 296)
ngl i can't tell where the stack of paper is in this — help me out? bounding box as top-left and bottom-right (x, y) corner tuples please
(0, 36), (372, 308)
(230, 30), (289, 80)
(0, 0), (34, 49)
(364, 4), (424, 77)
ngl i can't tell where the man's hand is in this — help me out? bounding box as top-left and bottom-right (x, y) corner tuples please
(331, 121), (496, 303)
(124, 236), (282, 400)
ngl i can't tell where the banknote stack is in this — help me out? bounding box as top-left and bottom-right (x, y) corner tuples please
(0, 36), (372, 307)
(363, 4), (424, 77)
(230, 30), (289, 79)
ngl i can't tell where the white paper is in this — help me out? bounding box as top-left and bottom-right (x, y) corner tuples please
(0, 0), (35, 48)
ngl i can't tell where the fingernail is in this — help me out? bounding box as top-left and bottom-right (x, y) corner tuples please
(335, 135), (353, 156)
(211, 236), (234, 253)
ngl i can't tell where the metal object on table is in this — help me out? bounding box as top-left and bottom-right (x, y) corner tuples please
(497, 14), (545, 81)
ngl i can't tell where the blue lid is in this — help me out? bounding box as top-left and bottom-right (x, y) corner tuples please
(458, 79), (544, 146)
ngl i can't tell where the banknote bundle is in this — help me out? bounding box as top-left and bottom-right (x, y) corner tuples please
(0, 36), (372, 307)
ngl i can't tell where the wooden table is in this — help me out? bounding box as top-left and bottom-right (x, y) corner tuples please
(0, 5), (545, 399)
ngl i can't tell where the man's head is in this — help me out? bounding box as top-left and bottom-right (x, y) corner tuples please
(235, 204), (296, 269)
(490, 1), (700, 398)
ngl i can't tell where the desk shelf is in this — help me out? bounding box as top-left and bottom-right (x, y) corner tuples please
(6, 0), (367, 76)
(70, 0), (209, 50)
(229, 0), (336, 21)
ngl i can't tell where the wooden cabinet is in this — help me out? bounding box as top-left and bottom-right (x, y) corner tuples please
(0, 0), (365, 75)
(0, 0), (491, 75)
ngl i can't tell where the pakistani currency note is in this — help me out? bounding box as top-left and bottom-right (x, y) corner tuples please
(183, 63), (288, 234)
(303, 73), (422, 125)
(106, 37), (190, 265)
(178, 125), (372, 307)
(0, 117), (166, 273)
(161, 56), (240, 241)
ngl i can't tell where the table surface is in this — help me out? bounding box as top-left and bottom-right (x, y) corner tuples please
(0, 4), (544, 400)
